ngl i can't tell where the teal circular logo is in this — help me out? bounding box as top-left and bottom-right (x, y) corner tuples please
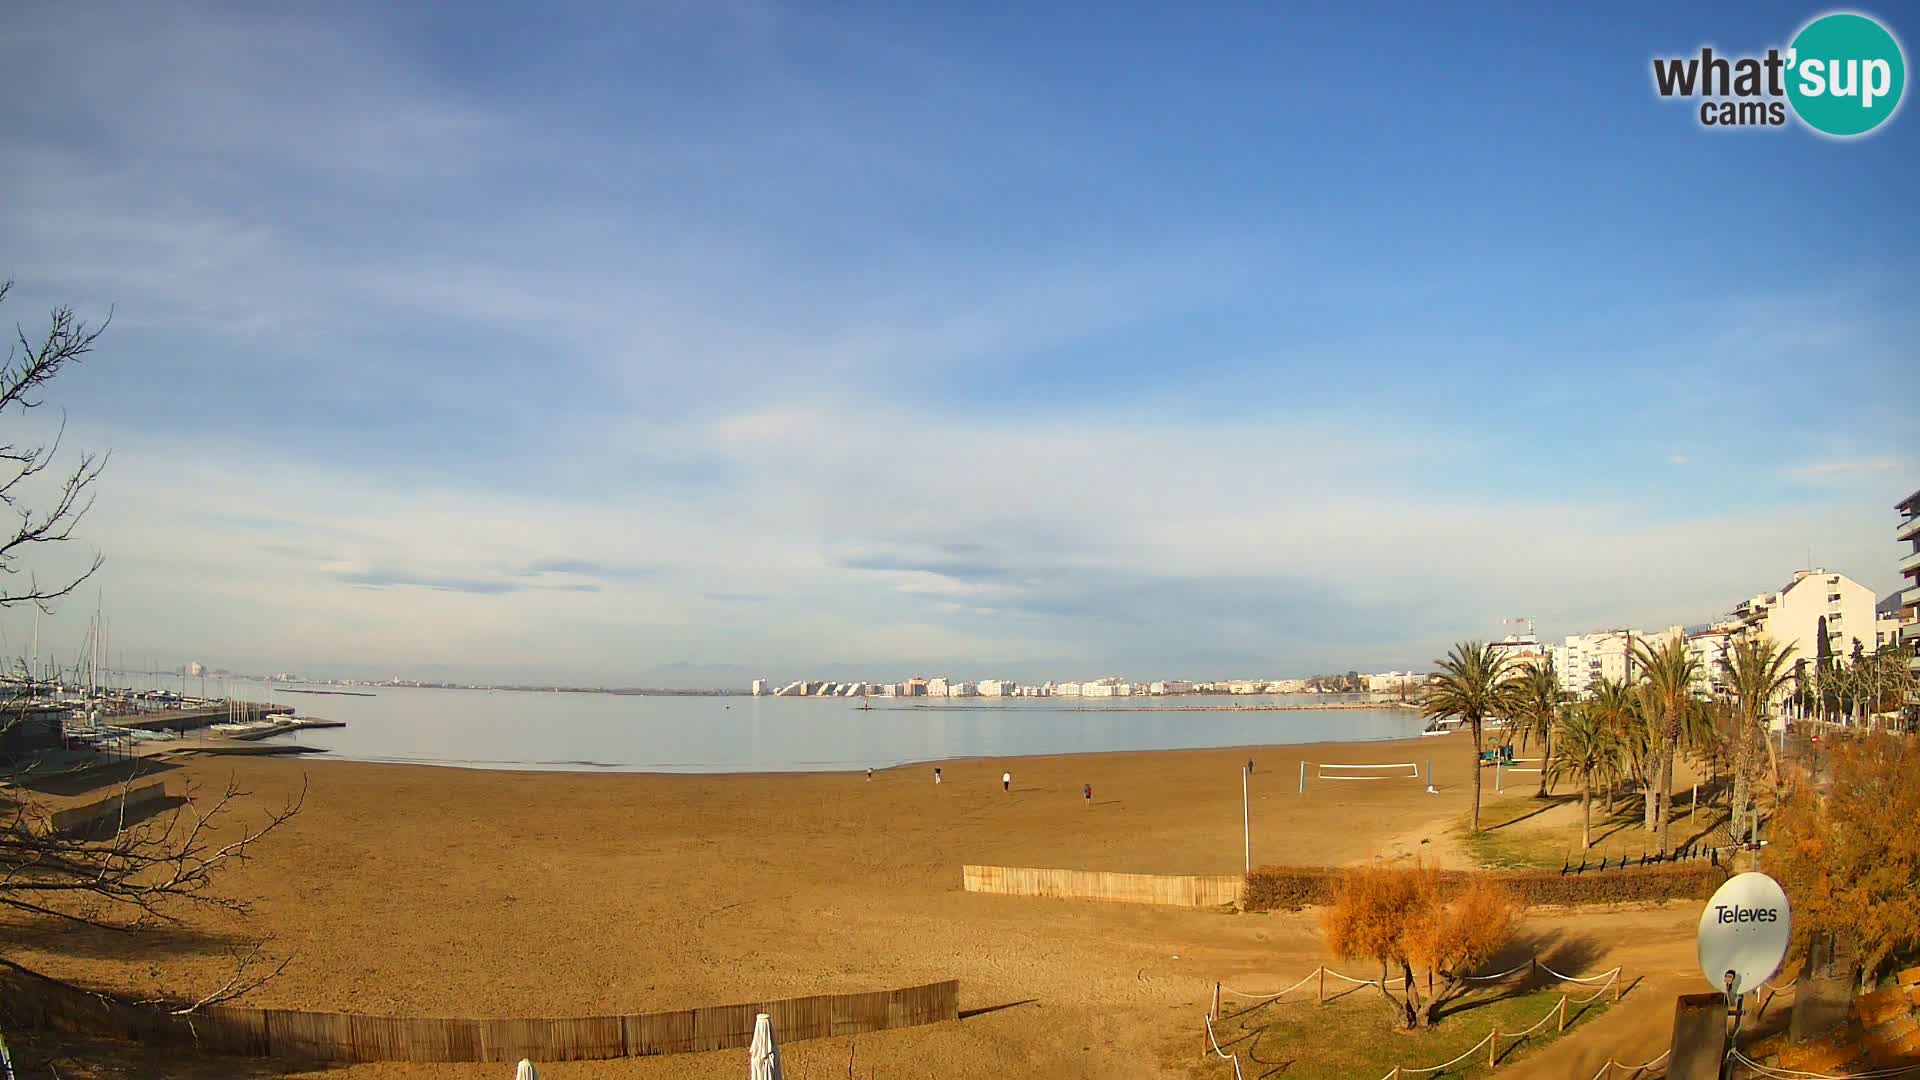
(1786, 12), (1906, 136)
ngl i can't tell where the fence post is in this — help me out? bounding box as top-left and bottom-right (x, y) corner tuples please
(1557, 995), (1567, 1032)
(1212, 983), (1220, 1020)
(1612, 976), (1621, 1004)
(1299, 760), (1306, 795)
(1317, 966), (1325, 1005)
(1489, 1032), (1498, 1067)
(1530, 954), (1538, 985)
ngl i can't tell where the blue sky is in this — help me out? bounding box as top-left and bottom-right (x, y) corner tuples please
(0, 1), (1913, 685)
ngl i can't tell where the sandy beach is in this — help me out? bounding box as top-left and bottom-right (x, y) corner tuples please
(3, 733), (1708, 1079)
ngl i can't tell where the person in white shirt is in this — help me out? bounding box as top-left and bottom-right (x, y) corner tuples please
(1002, 771), (1011, 793)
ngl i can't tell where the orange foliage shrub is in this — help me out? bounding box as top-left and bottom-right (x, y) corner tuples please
(1320, 861), (1523, 1028)
(1771, 732), (1920, 982)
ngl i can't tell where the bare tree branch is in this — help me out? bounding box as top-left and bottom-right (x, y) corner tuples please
(0, 282), (297, 1012)
(0, 282), (110, 613)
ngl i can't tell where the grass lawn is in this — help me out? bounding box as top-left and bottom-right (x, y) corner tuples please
(1183, 980), (1614, 1080)
(1460, 785), (1739, 872)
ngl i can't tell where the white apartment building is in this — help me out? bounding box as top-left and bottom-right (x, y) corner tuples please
(1148, 680), (1195, 695)
(927, 677), (950, 697)
(1877, 611), (1903, 653)
(750, 679), (768, 696)
(1055, 681), (1082, 697)
(1549, 626), (1684, 699)
(947, 681), (976, 698)
(1899, 490), (1920, 697)
(1686, 627), (1738, 698)
(1365, 671), (1422, 694)
(1728, 568), (1878, 671)
(976, 679), (1015, 697)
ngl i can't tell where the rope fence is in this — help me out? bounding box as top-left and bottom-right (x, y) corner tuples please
(1728, 1048), (1920, 1079)
(1202, 1012), (1246, 1080)
(1203, 959), (1627, 1080)
(1584, 1049), (1670, 1080)
(1212, 957), (1624, 1010)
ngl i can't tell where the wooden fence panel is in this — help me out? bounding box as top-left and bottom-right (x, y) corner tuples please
(264, 1010), (353, 1061)
(764, 994), (830, 1042)
(195, 1005), (271, 1057)
(830, 988), (889, 1037)
(1, 967), (958, 1064)
(691, 1003), (757, 1053)
(962, 864), (1241, 907)
(623, 1008), (695, 1055)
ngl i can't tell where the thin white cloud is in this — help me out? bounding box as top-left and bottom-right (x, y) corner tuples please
(1785, 459), (1901, 481)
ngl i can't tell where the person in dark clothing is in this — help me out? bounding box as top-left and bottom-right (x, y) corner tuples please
(1083, 783), (1093, 806)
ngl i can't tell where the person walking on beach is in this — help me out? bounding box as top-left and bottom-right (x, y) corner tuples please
(1083, 783), (1092, 806)
(1247, 757), (1254, 775)
(866, 767), (872, 782)
(934, 767), (942, 785)
(1002, 771), (1011, 793)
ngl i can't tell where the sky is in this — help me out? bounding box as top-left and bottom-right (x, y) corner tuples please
(0, 1), (1914, 686)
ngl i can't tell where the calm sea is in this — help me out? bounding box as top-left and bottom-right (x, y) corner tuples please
(199, 683), (1428, 773)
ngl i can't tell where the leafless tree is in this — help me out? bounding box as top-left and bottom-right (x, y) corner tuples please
(0, 281), (302, 1018)
(0, 281), (109, 612)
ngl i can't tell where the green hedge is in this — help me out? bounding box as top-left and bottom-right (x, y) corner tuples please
(1242, 861), (1724, 912)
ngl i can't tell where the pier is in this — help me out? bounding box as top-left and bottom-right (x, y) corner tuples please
(110, 701), (295, 733)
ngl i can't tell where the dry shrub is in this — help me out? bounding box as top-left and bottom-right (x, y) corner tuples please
(1319, 861), (1523, 1029)
(1245, 861), (1718, 912)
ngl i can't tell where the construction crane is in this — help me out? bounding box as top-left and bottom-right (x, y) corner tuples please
(1501, 616), (1536, 641)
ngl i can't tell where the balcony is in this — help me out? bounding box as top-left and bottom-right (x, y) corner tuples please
(1903, 546), (1920, 576)
(1906, 584), (1920, 609)
(1902, 513), (1920, 544)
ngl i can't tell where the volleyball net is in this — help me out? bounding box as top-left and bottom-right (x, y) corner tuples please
(1299, 760), (1433, 793)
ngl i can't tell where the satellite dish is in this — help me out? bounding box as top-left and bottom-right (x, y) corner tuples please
(1698, 872), (1791, 996)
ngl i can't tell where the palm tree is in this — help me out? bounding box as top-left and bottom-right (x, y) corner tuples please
(1586, 677), (1638, 816)
(1629, 681), (1663, 831)
(1548, 704), (1617, 850)
(1721, 636), (1797, 839)
(1512, 658), (1564, 798)
(1423, 641), (1522, 834)
(1632, 636), (1700, 855)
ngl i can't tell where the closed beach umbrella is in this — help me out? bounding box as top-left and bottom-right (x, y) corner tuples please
(515, 1059), (538, 1080)
(749, 1012), (784, 1080)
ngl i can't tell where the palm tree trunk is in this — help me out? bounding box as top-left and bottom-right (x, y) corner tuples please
(1537, 725), (1552, 798)
(1470, 718), (1483, 833)
(1582, 776), (1592, 849)
(1658, 739), (1676, 854)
